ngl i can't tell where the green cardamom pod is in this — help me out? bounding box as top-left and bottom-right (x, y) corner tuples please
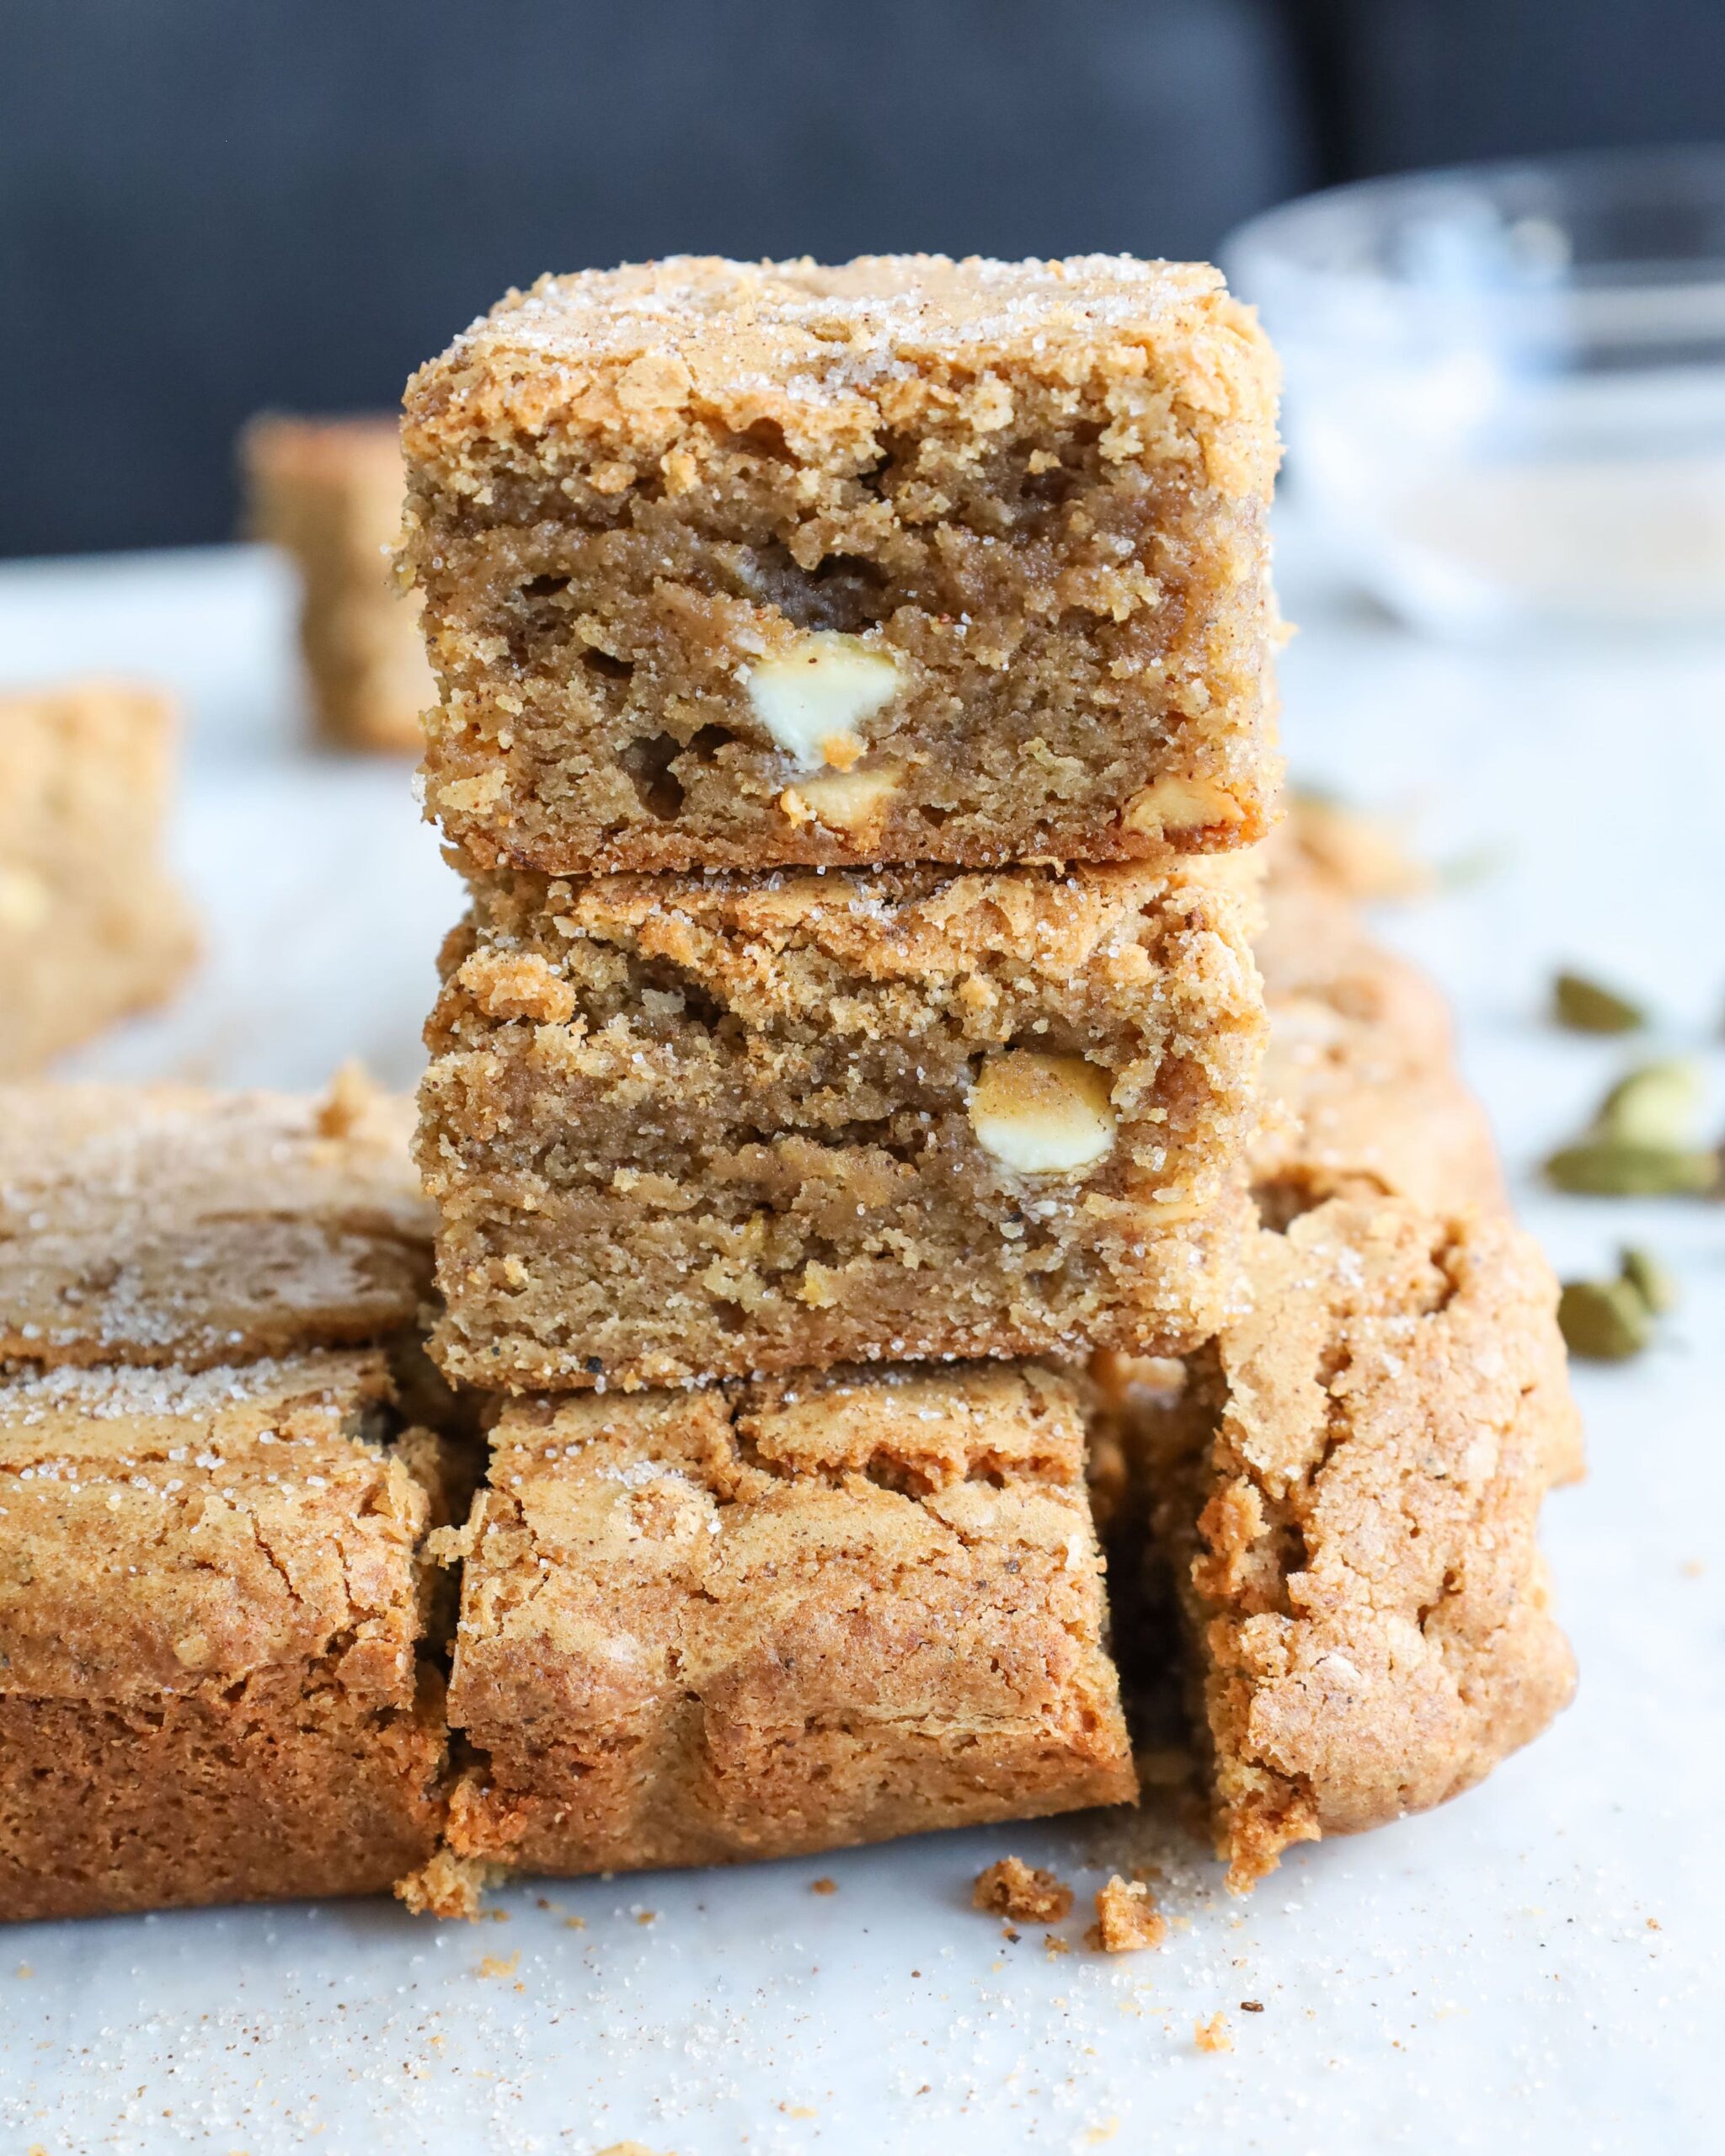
(1621, 1245), (1680, 1316)
(1597, 1059), (1705, 1148)
(1558, 1278), (1653, 1361)
(1545, 1140), (1718, 1198)
(1552, 971), (1647, 1035)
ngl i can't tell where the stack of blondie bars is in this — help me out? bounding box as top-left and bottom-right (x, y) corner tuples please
(393, 256), (1576, 1902)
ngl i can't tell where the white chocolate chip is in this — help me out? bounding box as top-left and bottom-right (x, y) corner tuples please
(968, 1051), (1118, 1175)
(1122, 773), (1244, 838)
(745, 632), (900, 770)
(778, 763), (903, 835)
(0, 865), (51, 931)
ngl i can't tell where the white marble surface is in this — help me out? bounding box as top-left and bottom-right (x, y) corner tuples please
(1, 536), (1722, 2153)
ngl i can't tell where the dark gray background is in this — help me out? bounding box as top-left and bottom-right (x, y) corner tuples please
(4, 0), (1722, 555)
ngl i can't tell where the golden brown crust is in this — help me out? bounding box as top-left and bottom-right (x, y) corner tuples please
(1151, 1200), (1580, 1890)
(0, 680), (198, 1075)
(403, 253), (1280, 875)
(422, 1362), (1135, 1885)
(0, 1075), (434, 1370)
(0, 1350), (453, 1920)
(419, 858), (1266, 1388)
(244, 414), (434, 753)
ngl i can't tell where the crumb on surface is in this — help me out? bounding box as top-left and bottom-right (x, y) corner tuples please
(1194, 2011), (1233, 2053)
(809, 1876), (838, 1895)
(1086, 1874), (1167, 1954)
(395, 1849), (496, 1920)
(972, 1856), (1075, 1924)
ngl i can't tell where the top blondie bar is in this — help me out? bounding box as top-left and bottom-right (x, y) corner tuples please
(403, 254), (1281, 876)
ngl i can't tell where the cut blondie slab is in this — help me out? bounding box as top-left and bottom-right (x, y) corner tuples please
(0, 1070), (434, 1371)
(419, 857), (1266, 1390)
(0, 1351), (455, 1920)
(1250, 873), (1503, 1222)
(1103, 1196), (1581, 1892)
(402, 253), (1281, 875)
(244, 414), (435, 752)
(405, 1360), (1135, 1892)
(0, 679), (198, 1075)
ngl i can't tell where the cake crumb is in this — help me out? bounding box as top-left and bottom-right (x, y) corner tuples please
(1194, 2011), (1233, 2054)
(475, 1951), (519, 1979)
(973, 1856), (1074, 1924)
(395, 1849), (495, 1920)
(1086, 1874), (1167, 1954)
(809, 1876), (838, 1895)
(1044, 1933), (1072, 1958)
(313, 1058), (377, 1139)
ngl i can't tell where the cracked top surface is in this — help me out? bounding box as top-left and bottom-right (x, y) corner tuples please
(1181, 1197), (1581, 1885)
(451, 1361), (1113, 1710)
(405, 253), (1278, 504)
(0, 1349), (434, 1703)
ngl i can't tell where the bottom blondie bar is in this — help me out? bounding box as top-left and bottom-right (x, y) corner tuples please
(0, 1352), (454, 1920)
(402, 1361), (1135, 1901)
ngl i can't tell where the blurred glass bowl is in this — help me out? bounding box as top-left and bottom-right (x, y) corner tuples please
(1226, 145), (1725, 635)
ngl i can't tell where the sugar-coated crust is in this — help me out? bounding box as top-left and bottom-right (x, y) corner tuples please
(419, 858), (1266, 1388)
(403, 254), (1280, 876)
(244, 415), (433, 754)
(410, 1361), (1135, 1888)
(1156, 1199), (1580, 1889)
(406, 254), (1278, 499)
(0, 679), (198, 1074)
(0, 1073), (434, 1369)
(0, 1348), (456, 1920)
(0, 1352), (420, 1697)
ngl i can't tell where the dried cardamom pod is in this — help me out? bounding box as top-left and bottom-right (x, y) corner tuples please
(1621, 1245), (1680, 1316)
(1597, 1059), (1704, 1148)
(1558, 1278), (1653, 1360)
(1552, 970), (1647, 1035)
(1545, 1140), (1718, 1198)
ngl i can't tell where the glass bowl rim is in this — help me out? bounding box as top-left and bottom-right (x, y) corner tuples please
(1226, 141), (1725, 296)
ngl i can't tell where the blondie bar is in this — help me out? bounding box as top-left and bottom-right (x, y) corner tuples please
(403, 254), (1280, 875)
(419, 857), (1265, 1390)
(0, 1072), (434, 1370)
(404, 1360), (1135, 1894)
(0, 1351), (454, 1919)
(1250, 873), (1503, 1222)
(1128, 1198), (1580, 1891)
(0, 680), (197, 1075)
(244, 414), (435, 752)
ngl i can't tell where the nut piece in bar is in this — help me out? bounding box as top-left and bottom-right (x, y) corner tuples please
(0, 680), (198, 1076)
(0, 1074), (435, 1371)
(413, 1360), (1136, 1888)
(402, 253), (1281, 875)
(1108, 1197), (1581, 1891)
(0, 1352), (454, 1920)
(419, 857), (1265, 1390)
(244, 414), (435, 752)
